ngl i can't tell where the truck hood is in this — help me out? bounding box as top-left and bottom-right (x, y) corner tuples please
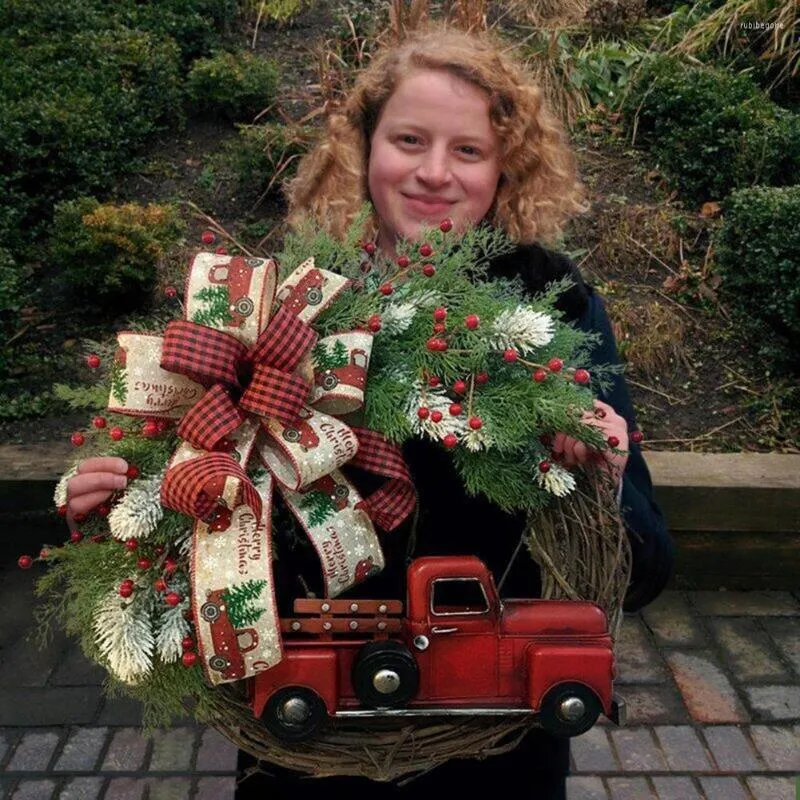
(499, 599), (608, 636)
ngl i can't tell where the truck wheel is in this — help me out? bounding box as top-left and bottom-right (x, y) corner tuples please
(263, 686), (327, 741)
(539, 682), (601, 738)
(352, 641), (419, 709)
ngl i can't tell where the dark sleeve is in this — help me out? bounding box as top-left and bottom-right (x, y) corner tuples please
(579, 288), (675, 611)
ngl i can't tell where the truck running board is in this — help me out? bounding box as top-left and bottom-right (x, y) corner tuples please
(334, 707), (536, 718)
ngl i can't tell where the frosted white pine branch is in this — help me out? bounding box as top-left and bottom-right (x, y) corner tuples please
(93, 590), (154, 684)
(489, 307), (555, 354)
(108, 470), (165, 541)
(155, 601), (190, 663)
(54, 466), (78, 508)
(535, 463), (576, 497)
(380, 302), (417, 336)
(463, 425), (495, 452)
(405, 382), (468, 442)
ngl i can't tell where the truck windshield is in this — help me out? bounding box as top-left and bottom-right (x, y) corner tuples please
(431, 578), (490, 616)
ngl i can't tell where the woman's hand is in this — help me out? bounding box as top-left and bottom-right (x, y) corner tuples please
(66, 457), (128, 528)
(551, 400), (629, 485)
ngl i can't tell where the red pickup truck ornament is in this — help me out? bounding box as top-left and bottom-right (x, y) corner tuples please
(250, 556), (625, 740)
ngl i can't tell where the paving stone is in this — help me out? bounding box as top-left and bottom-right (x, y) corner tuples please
(616, 686), (688, 725)
(7, 731), (60, 771)
(147, 729), (196, 772)
(653, 725), (714, 771)
(49, 645), (105, 687)
(53, 728), (108, 772)
(698, 776), (750, 800)
(608, 728), (667, 771)
(570, 726), (617, 772)
(640, 593), (707, 647)
(193, 777), (237, 800)
(148, 779), (191, 800)
(0, 729), (20, 767)
(94, 697), (143, 728)
(665, 652), (748, 723)
(702, 725), (761, 771)
(746, 776), (797, 800)
(748, 725), (800, 771)
(762, 617), (800, 678)
(614, 620), (668, 684)
(194, 729), (238, 772)
(605, 777), (655, 799)
(744, 685), (800, 721)
(0, 628), (69, 689)
(0, 688), (102, 727)
(1, 778), (17, 799)
(101, 729), (150, 772)
(710, 618), (792, 682)
(651, 776), (703, 800)
(103, 779), (147, 800)
(9, 780), (57, 800)
(56, 777), (103, 800)
(690, 591), (800, 617)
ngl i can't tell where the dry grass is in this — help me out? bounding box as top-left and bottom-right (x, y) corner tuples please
(504, 0), (588, 28)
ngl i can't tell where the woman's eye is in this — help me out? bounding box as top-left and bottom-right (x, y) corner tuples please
(398, 134), (421, 146)
(459, 145), (481, 157)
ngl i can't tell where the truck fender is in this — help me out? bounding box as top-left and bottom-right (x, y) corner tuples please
(251, 650), (339, 719)
(525, 645), (614, 714)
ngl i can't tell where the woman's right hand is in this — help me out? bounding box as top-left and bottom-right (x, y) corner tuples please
(67, 457), (128, 528)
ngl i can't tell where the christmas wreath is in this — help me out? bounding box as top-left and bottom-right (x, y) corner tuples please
(25, 210), (631, 780)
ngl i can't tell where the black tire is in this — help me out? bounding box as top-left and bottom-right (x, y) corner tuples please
(234, 297), (254, 317)
(200, 602), (220, 622)
(263, 686), (327, 741)
(321, 373), (339, 390)
(539, 682), (601, 738)
(282, 428), (300, 443)
(305, 287), (323, 305)
(208, 654), (229, 672)
(352, 641), (419, 709)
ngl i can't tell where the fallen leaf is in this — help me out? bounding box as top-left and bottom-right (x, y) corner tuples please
(700, 201), (721, 218)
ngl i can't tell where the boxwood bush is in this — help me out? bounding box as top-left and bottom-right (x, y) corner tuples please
(621, 54), (800, 203)
(714, 186), (800, 370)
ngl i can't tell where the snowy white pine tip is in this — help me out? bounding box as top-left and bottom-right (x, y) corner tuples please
(108, 470), (165, 541)
(490, 307), (555, 354)
(406, 382), (467, 443)
(54, 466), (78, 508)
(535, 463), (576, 497)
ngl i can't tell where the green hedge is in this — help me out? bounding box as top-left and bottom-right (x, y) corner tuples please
(621, 54), (800, 203)
(714, 186), (800, 370)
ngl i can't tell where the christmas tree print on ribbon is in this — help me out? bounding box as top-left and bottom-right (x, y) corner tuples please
(299, 488), (338, 527)
(110, 347), (128, 404)
(312, 338), (349, 371)
(192, 285), (233, 327)
(222, 579), (268, 628)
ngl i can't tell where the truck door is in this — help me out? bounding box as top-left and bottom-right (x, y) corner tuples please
(427, 577), (498, 699)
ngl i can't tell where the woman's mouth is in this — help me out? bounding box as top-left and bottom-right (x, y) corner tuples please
(403, 194), (454, 217)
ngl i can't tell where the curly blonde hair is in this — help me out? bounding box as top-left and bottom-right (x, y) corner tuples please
(287, 25), (588, 245)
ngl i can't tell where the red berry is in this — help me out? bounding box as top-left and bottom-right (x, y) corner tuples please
(468, 417), (483, 430)
(73, 513), (87, 523)
(70, 531), (83, 544)
(503, 348), (518, 362)
(433, 323), (446, 334)
(154, 545), (165, 555)
(548, 358), (563, 373)
(449, 403), (462, 416)
(142, 420), (159, 438)
(86, 354), (101, 369)
(119, 583), (133, 598)
(165, 285), (177, 298)
(539, 460), (551, 473)
(154, 578), (167, 593)
(110, 427), (124, 441)
(417, 407), (430, 420)
(396, 255), (410, 269)
(465, 314), (480, 330)
(427, 376), (441, 388)
(533, 369), (547, 383)
(419, 243), (433, 258)
(39, 549), (50, 560)
(137, 557), (152, 570)
(201, 230), (215, 245)
(57, 505), (68, 517)
(124, 539), (138, 552)
(18, 555), (33, 570)
(430, 410), (443, 423)
(181, 636), (195, 651)
(164, 558), (177, 573)
(214, 246), (228, 255)
(442, 433), (458, 448)
(71, 432), (85, 447)
(607, 436), (620, 448)
(126, 465), (139, 479)
(453, 379), (467, 394)
(426, 337), (440, 352)
(433, 307), (447, 322)
(182, 651), (198, 667)
(97, 504), (110, 517)
(156, 419), (170, 433)
(165, 592), (181, 607)
(631, 430), (644, 444)
(364, 241), (377, 255)
(92, 416), (107, 429)
(379, 284), (393, 296)
(573, 368), (591, 385)
(475, 372), (489, 385)
(439, 218), (453, 232)
(367, 314), (382, 332)
(122, 578), (134, 588)
(422, 264), (436, 277)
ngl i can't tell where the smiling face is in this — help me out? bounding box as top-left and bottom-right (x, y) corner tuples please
(367, 68), (502, 256)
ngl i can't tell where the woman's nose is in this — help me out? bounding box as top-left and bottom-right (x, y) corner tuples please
(416, 145), (451, 186)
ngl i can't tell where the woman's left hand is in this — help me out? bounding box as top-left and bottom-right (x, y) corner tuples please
(551, 399), (629, 486)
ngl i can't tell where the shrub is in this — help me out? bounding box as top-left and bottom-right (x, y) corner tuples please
(48, 199), (185, 313)
(621, 54), (800, 203)
(186, 50), (281, 121)
(714, 185), (800, 370)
